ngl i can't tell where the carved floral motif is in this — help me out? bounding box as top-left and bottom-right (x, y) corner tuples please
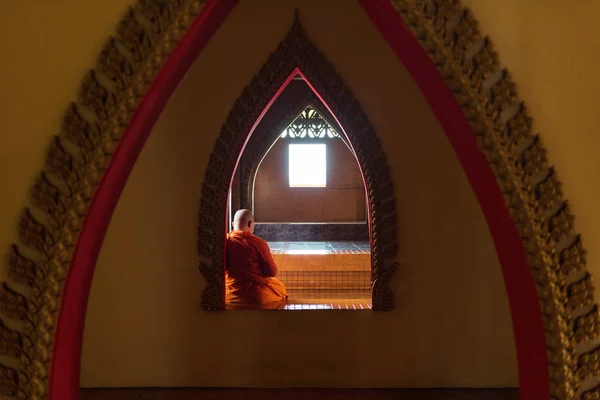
(0, 0), (208, 398)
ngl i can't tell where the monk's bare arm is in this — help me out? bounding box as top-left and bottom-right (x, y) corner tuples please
(255, 239), (278, 277)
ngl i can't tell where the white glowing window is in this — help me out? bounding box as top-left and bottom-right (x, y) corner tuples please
(288, 143), (326, 188)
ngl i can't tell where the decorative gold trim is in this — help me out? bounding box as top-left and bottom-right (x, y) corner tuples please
(197, 14), (399, 311)
(0, 364), (19, 398)
(0, 319), (24, 359)
(0, 1), (207, 398)
(0, 0), (593, 398)
(574, 305), (600, 345)
(389, 0), (599, 398)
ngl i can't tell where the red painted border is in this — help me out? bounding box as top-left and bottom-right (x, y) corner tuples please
(295, 71), (374, 280)
(224, 70), (299, 308)
(358, 1), (549, 399)
(48, 1), (239, 399)
(46, 0), (549, 399)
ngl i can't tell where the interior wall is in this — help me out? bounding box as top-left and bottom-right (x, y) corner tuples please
(462, 0), (600, 287)
(81, 0), (517, 388)
(0, 0), (133, 281)
(254, 137), (366, 222)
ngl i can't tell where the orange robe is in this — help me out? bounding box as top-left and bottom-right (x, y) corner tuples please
(225, 230), (288, 305)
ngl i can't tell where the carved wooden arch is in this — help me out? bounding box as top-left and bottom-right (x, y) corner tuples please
(238, 90), (350, 210)
(197, 13), (398, 312)
(0, 0), (596, 399)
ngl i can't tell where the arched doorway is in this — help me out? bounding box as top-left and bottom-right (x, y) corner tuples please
(0, 1), (594, 400)
(197, 18), (397, 311)
(226, 78), (372, 309)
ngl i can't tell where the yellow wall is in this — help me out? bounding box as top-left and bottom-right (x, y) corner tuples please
(5, 0), (594, 391)
(461, 0), (600, 285)
(80, 0), (517, 388)
(0, 1), (132, 281)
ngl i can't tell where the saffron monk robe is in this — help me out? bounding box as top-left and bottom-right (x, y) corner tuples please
(225, 209), (288, 305)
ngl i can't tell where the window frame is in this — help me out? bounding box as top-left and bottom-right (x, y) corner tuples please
(287, 139), (328, 188)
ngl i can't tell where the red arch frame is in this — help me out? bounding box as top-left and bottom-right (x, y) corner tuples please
(359, 2), (548, 399)
(48, 1), (548, 399)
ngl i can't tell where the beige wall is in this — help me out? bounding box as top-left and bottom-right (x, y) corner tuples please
(460, 0), (600, 290)
(80, 0), (516, 388)
(0, 1), (132, 281)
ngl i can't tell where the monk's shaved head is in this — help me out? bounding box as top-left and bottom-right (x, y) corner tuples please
(233, 209), (254, 232)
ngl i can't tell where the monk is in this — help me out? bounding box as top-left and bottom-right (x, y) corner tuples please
(225, 209), (288, 305)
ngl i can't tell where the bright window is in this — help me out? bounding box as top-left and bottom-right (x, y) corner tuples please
(288, 143), (326, 188)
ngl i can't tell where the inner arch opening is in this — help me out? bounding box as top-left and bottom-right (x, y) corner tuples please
(226, 75), (372, 310)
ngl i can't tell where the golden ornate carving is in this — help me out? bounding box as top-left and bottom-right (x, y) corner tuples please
(116, 9), (153, 64)
(567, 273), (595, 313)
(0, 0), (208, 397)
(583, 385), (600, 400)
(453, 9), (479, 64)
(97, 38), (134, 92)
(390, 0), (598, 398)
(578, 345), (600, 382)
(31, 173), (65, 223)
(519, 135), (550, 180)
(45, 136), (79, 184)
(502, 103), (532, 154)
(0, 364), (19, 397)
(548, 204), (576, 246)
(79, 70), (116, 120)
(0, 319), (24, 359)
(18, 209), (54, 256)
(137, 0), (170, 35)
(488, 70), (518, 118)
(574, 305), (600, 344)
(62, 104), (102, 154)
(469, 38), (500, 92)
(8, 245), (43, 290)
(197, 14), (399, 311)
(558, 237), (586, 280)
(534, 168), (563, 214)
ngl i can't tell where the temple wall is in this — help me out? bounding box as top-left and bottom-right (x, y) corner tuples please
(80, 0), (516, 387)
(1, 0), (598, 391)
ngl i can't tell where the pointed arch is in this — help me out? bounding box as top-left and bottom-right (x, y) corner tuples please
(237, 88), (348, 211)
(248, 99), (352, 213)
(197, 15), (398, 311)
(237, 88), (333, 209)
(0, 0), (594, 399)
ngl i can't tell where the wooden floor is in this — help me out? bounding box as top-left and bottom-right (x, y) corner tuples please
(81, 388), (519, 400)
